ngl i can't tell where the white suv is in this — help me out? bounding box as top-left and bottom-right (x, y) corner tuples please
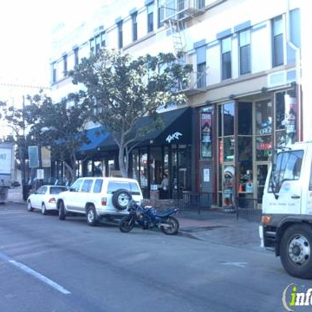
(56, 177), (143, 226)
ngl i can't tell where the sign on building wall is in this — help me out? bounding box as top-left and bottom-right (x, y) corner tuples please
(28, 146), (39, 168)
(41, 147), (51, 168)
(0, 148), (12, 174)
(201, 111), (212, 158)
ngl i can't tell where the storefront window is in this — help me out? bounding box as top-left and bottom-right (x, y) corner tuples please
(223, 137), (235, 161)
(223, 103), (235, 136)
(237, 102), (253, 192)
(255, 100), (272, 161)
(150, 147), (162, 184)
(275, 91), (297, 146)
(238, 136), (252, 191)
(139, 149), (148, 197)
(218, 102), (235, 163)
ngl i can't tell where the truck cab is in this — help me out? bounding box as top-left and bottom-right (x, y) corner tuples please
(260, 141), (312, 279)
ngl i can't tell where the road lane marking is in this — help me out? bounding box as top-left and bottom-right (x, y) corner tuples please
(9, 260), (71, 295)
(221, 262), (248, 268)
(0, 251), (70, 294)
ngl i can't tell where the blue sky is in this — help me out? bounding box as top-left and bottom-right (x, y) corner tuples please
(0, 0), (105, 87)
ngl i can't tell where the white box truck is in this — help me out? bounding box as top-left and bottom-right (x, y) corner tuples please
(0, 144), (14, 203)
(260, 141), (312, 279)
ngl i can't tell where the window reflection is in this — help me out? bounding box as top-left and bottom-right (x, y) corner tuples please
(223, 103), (235, 136)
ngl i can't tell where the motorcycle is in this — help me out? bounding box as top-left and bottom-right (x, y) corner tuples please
(119, 200), (179, 235)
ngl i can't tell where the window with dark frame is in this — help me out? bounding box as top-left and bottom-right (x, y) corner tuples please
(147, 3), (154, 33)
(132, 12), (138, 41)
(197, 62), (206, 88)
(74, 47), (79, 67)
(90, 38), (95, 54)
(197, 0), (205, 9)
(158, 3), (164, 28)
(63, 54), (68, 77)
(52, 62), (57, 83)
(272, 15), (284, 67)
(117, 20), (123, 49)
(239, 29), (251, 75)
(221, 37), (232, 80)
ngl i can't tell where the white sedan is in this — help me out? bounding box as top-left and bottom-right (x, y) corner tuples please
(27, 185), (68, 215)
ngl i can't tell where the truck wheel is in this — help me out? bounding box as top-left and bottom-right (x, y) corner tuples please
(280, 224), (312, 279)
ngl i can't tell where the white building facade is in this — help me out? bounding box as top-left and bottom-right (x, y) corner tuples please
(50, 0), (307, 208)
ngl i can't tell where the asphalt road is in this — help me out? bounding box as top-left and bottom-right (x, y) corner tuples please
(0, 203), (309, 312)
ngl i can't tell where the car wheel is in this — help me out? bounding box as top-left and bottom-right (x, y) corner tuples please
(41, 203), (47, 215)
(58, 200), (66, 220)
(112, 189), (132, 210)
(27, 200), (34, 212)
(280, 224), (312, 279)
(86, 205), (98, 226)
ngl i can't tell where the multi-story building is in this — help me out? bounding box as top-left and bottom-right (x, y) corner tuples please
(50, 0), (307, 208)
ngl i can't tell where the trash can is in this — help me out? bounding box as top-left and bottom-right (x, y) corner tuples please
(0, 186), (9, 204)
(23, 184), (31, 201)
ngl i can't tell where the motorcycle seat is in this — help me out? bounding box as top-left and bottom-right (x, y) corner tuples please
(155, 208), (178, 217)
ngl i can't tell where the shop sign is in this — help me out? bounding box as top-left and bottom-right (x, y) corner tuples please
(166, 132), (183, 143)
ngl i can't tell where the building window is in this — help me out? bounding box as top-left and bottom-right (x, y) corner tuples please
(95, 35), (101, 54)
(147, 3), (154, 33)
(52, 62), (57, 84)
(63, 54), (68, 77)
(132, 12), (138, 41)
(90, 38), (95, 54)
(255, 100), (272, 161)
(158, 2), (164, 28)
(74, 47), (79, 67)
(221, 37), (232, 80)
(239, 29), (251, 75)
(275, 91), (297, 147)
(197, 0), (205, 9)
(117, 20), (123, 49)
(197, 62), (206, 88)
(272, 15), (284, 67)
(90, 31), (106, 55)
(100, 31), (106, 48)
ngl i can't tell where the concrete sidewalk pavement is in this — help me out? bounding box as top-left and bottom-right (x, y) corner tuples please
(176, 209), (262, 251)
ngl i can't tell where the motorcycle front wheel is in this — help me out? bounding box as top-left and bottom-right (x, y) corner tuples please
(119, 216), (135, 233)
(160, 216), (179, 235)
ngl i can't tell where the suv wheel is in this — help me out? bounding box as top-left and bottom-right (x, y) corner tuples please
(58, 200), (66, 220)
(86, 205), (98, 226)
(112, 189), (132, 210)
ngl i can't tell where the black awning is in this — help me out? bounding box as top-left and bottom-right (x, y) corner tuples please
(99, 106), (192, 151)
(136, 106), (192, 146)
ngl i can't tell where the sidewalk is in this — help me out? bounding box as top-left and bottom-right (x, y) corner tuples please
(177, 209), (262, 251)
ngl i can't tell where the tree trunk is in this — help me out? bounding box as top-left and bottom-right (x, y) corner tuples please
(118, 146), (128, 177)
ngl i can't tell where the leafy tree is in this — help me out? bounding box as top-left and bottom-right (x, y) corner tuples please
(26, 93), (90, 183)
(70, 49), (192, 177)
(0, 97), (30, 181)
